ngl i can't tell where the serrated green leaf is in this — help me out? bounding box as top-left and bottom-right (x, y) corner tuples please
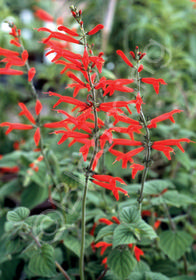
(107, 248), (136, 279)
(126, 180), (174, 195)
(132, 261), (151, 273)
(119, 206), (140, 224)
(159, 230), (193, 261)
(151, 191), (196, 207)
(134, 219), (157, 240)
(113, 224), (136, 248)
(95, 224), (117, 242)
(28, 244), (56, 277)
(7, 207), (30, 222)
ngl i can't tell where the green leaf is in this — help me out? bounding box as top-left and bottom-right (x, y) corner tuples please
(159, 230), (193, 261)
(119, 206), (140, 224)
(63, 233), (93, 257)
(143, 180), (175, 195)
(127, 271), (170, 280)
(107, 248), (136, 279)
(28, 244), (56, 277)
(132, 261), (151, 273)
(151, 191), (196, 207)
(0, 179), (21, 200)
(113, 224), (136, 248)
(7, 207), (30, 222)
(134, 219), (157, 240)
(95, 224), (117, 242)
(21, 183), (49, 209)
(126, 180), (174, 195)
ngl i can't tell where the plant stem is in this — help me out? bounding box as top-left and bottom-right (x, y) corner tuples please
(79, 175), (89, 280)
(55, 261), (72, 280)
(78, 19), (100, 280)
(28, 231), (71, 280)
(135, 58), (151, 209)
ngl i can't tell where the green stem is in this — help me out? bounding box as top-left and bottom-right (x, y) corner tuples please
(135, 57), (151, 210)
(79, 175), (89, 280)
(28, 231), (71, 280)
(77, 16), (99, 280)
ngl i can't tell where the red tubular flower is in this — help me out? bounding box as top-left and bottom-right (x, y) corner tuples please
(152, 138), (193, 160)
(0, 68), (24, 75)
(130, 51), (136, 60)
(10, 39), (21, 47)
(95, 78), (134, 97)
(95, 242), (112, 255)
(0, 166), (19, 174)
(37, 28), (81, 45)
(34, 7), (54, 22)
(154, 220), (161, 230)
(28, 67), (36, 82)
(134, 246), (144, 261)
(92, 150), (104, 170)
(147, 109), (183, 128)
(53, 130), (90, 145)
(92, 174), (127, 200)
(153, 138), (192, 152)
(87, 24), (104, 35)
(18, 103), (36, 124)
(0, 123), (34, 134)
(99, 100), (134, 115)
(134, 92), (145, 114)
(34, 127), (41, 147)
(152, 144), (174, 160)
(35, 100), (43, 115)
(99, 218), (113, 225)
(116, 50), (134, 68)
(111, 216), (121, 224)
(141, 77), (167, 94)
(110, 139), (143, 149)
(138, 65), (144, 72)
(109, 147), (145, 168)
(130, 163), (145, 179)
(45, 91), (89, 111)
(0, 101), (43, 146)
(57, 25), (79, 37)
(0, 47), (19, 57)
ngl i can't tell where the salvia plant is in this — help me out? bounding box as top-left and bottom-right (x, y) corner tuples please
(0, 4), (195, 280)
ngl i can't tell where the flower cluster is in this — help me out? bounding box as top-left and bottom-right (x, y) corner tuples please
(0, 9), (193, 203)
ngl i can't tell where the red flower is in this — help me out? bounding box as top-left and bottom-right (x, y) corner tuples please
(141, 77), (167, 94)
(28, 67), (36, 82)
(128, 244), (144, 261)
(99, 218), (113, 225)
(147, 109), (183, 128)
(134, 92), (145, 114)
(37, 27), (81, 45)
(0, 68), (24, 75)
(130, 163), (145, 179)
(116, 50), (134, 68)
(95, 242), (112, 255)
(138, 65), (144, 72)
(34, 7), (54, 22)
(95, 78), (134, 96)
(57, 25), (79, 37)
(0, 101), (42, 146)
(87, 24), (104, 35)
(109, 147), (145, 168)
(152, 138), (192, 160)
(92, 174), (127, 200)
